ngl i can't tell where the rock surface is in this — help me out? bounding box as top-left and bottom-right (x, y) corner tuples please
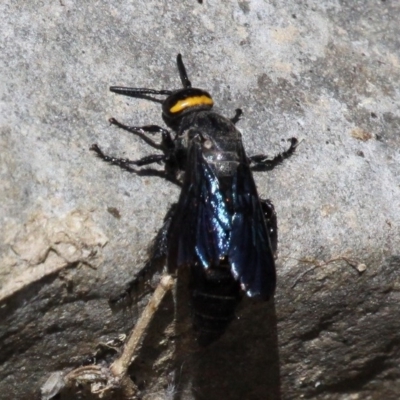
(1, 0), (399, 399)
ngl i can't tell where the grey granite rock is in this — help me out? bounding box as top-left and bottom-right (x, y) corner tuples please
(1, 0), (399, 399)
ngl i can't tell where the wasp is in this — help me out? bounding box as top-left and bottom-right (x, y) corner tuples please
(91, 54), (297, 346)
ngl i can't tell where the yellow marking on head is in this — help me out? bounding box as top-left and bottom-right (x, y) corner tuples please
(170, 95), (213, 113)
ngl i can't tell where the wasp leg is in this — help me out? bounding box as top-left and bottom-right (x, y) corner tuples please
(109, 204), (176, 310)
(250, 137), (298, 171)
(230, 108), (243, 124)
(261, 199), (278, 255)
(90, 144), (166, 169)
(109, 118), (174, 151)
(91, 144), (182, 186)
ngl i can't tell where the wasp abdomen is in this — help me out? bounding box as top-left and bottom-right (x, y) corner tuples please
(190, 264), (242, 346)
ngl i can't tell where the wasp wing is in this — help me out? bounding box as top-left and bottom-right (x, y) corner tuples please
(228, 147), (276, 299)
(167, 138), (276, 300)
(167, 140), (231, 271)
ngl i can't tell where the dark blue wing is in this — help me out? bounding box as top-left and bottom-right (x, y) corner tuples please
(167, 138), (275, 300)
(228, 147), (276, 300)
(167, 141), (231, 271)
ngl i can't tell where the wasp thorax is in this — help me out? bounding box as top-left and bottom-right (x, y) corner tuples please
(163, 88), (213, 119)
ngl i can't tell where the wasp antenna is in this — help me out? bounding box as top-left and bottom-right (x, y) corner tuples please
(176, 54), (192, 88)
(110, 87), (173, 97)
(293, 137), (304, 148)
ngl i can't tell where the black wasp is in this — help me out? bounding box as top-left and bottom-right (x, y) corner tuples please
(91, 54), (297, 346)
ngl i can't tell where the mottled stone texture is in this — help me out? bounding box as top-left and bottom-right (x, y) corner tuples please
(1, 0), (399, 399)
